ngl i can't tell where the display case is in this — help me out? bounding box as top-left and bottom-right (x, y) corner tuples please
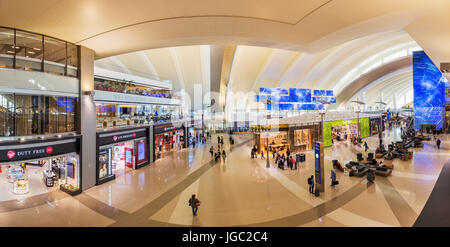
(13, 179), (29, 194)
(7, 166), (24, 183)
(43, 170), (56, 187)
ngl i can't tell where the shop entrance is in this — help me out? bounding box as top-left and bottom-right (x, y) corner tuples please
(0, 153), (80, 201)
(255, 131), (289, 154)
(332, 124), (358, 142)
(98, 138), (148, 181)
(155, 129), (184, 159)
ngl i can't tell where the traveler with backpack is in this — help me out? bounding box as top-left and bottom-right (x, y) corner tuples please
(289, 156), (294, 170)
(308, 175), (314, 194)
(188, 194), (201, 216)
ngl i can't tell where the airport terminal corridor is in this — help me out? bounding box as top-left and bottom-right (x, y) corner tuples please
(0, 130), (448, 227)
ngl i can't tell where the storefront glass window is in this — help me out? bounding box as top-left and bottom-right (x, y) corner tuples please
(0, 94), (14, 136)
(66, 43), (78, 77)
(15, 31), (43, 72)
(44, 37), (66, 76)
(294, 129), (312, 150)
(0, 28), (78, 78)
(0, 94), (77, 137)
(0, 28), (15, 68)
(96, 103), (182, 129)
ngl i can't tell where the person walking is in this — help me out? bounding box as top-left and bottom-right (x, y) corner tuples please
(272, 149), (276, 159)
(364, 141), (368, 152)
(261, 150), (264, 159)
(286, 149), (290, 158)
(222, 150), (226, 160)
(437, 138), (441, 149)
(289, 156), (294, 170)
(295, 154), (300, 169)
(209, 146), (214, 157)
(188, 194), (201, 216)
(308, 175), (314, 194)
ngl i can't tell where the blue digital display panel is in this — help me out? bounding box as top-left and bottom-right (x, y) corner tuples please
(259, 88), (289, 95)
(413, 51), (446, 130)
(297, 104), (323, 111)
(266, 103), (295, 110)
(313, 90), (326, 96)
(326, 90), (334, 96)
(257, 88), (332, 110)
(288, 88), (311, 103)
(311, 96), (336, 103)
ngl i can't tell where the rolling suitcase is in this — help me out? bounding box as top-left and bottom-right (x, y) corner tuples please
(314, 189), (320, 197)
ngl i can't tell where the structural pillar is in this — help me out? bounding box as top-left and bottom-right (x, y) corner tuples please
(78, 46), (96, 190)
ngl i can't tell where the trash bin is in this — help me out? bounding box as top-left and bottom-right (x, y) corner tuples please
(300, 153), (305, 162)
(357, 153), (363, 161)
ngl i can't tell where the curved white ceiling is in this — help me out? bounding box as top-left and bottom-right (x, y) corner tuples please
(95, 31), (420, 112)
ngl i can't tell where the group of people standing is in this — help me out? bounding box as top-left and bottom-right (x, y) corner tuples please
(274, 150), (302, 170)
(210, 135), (230, 162)
(190, 133), (207, 148)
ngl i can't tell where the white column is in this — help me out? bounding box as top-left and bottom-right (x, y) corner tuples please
(79, 46), (97, 190)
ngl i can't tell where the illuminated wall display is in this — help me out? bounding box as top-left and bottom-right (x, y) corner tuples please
(256, 88), (335, 110)
(413, 51), (446, 130)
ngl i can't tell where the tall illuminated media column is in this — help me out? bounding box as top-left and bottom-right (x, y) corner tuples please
(413, 51), (446, 131)
(314, 142), (324, 192)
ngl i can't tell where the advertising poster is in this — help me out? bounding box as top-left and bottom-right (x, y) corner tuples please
(136, 141), (147, 165)
(125, 148), (133, 168)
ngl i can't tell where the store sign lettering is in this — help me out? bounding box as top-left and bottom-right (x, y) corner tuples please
(112, 133), (137, 142)
(164, 126), (177, 131)
(7, 146), (53, 159)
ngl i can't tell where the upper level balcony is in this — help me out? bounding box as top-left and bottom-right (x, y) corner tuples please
(0, 26), (78, 78)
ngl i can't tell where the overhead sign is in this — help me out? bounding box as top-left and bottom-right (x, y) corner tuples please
(98, 128), (148, 146)
(0, 139), (79, 162)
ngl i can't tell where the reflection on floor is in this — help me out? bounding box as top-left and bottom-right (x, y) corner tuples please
(0, 129), (448, 226)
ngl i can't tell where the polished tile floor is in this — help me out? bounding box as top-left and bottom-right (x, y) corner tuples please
(0, 129), (448, 227)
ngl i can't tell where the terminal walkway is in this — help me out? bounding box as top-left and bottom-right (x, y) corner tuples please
(0, 130), (448, 226)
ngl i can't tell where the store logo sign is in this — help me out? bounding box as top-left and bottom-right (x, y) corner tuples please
(6, 147), (46, 158)
(164, 126), (177, 131)
(7, 150), (15, 158)
(113, 133), (137, 142)
(342, 120), (352, 125)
